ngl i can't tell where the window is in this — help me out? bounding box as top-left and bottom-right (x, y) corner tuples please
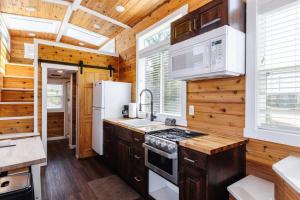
(137, 5), (188, 126)
(245, 0), (300, 146)
(47, 84), (64, 110)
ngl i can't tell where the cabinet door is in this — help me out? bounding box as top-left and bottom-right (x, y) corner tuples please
(171, 14), (197, 45)
(196, 0), (226, 33)
(116, 139), (131, 180)
(103, 123), (115, 168)
(179, 165), (206, 200)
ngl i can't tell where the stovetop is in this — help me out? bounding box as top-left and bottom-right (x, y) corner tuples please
(148, 128), (206, 142)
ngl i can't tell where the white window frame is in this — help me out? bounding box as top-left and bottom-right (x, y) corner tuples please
(244, 0), (300, 147)
(136, 4), (188, 126)
(47, 82), (65, 113)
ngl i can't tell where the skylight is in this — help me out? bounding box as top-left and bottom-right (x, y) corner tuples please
(2, 13), (61, 34)
(99, 38), (115, 53)
(65, 24), (108, 46)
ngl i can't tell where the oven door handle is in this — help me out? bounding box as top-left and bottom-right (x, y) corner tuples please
(143, 143), (177, 159)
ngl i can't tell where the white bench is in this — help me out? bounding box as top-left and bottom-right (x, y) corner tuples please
(227, 175), (274, 200)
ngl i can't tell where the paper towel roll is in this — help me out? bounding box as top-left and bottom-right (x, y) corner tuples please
(129, 103), (137, 118)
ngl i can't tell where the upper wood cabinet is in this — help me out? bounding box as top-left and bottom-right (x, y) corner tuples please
(171, 0), (245, 45)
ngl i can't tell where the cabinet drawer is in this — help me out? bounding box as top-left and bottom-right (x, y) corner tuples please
(179, 147), (207, 170)
(132, 131), (144, 149)
(131, 169), (147, 196)
(115, 126), (132, 142)
(196, 0), (225, 33)
(131, 148), (145, 171)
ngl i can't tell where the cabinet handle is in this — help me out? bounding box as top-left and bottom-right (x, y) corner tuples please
(134, 138), (140, 142)
(134, 176), (142, 182)
(201, 18), (221, 28)
(134, 154), (141, 159)
(184, 157), (197, 164)
(193, 18), (197, 30)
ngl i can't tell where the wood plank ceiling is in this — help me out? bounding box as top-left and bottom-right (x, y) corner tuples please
(0, 0), (168, 50)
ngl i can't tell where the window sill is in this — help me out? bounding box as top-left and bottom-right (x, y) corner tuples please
(47, 109), (64, 113)
(244, 127), (300, 147)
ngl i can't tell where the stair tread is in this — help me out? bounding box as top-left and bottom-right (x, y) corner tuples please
(4, 75), (34, 79)
(0, 102), (34, 104)
(0, 132), (39, 141)
(0, 116), (34, 120)
(5, 63), (34, 67)
(1, 88), (34, 91)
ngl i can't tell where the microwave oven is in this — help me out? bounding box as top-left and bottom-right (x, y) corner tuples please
(169, 25), (245, 80)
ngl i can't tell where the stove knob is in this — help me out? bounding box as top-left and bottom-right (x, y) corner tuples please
(156, 140), (161, 146)
(161, 142), (167, 148)
(167, 144), (176, 152)
(150, 138), (156, 145)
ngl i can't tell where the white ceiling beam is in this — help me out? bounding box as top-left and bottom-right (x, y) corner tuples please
(56, 0), (82, 42)
(42, 0), (72, 6)
(78, 5), (131, 30)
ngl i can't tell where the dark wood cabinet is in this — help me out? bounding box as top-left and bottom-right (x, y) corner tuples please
(103, 122), (147, 197)
(171, 14), (198, 45)
(103, 122), (115, 168)
(116, 139), (131, 180)
(180, 165), (206, 200)
(171, 0), (245, 45)
(179, 145), (246, 200)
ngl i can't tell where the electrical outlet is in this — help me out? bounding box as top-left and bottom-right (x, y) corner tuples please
(189, 105), (195, 116)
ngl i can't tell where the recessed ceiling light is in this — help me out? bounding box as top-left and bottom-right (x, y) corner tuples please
(78, 42), (85, 46)
(57, 70), (63, 74)
(25, 6), (36, 12)
(28, 33), (36, 37)
(93, 24), (101, 30)
(115, 5), (125, 13)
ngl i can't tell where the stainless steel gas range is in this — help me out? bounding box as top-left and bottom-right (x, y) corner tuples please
(143, 128), (206, 185)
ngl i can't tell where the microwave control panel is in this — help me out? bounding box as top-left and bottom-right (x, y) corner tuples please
(211, 37), (225, 71)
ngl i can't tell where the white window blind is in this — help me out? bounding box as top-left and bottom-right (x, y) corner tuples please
(257, 0), (300, 134)
(143, 50), (181, 115)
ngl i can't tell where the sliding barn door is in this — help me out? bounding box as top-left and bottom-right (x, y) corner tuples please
(77, 68), (110, 158)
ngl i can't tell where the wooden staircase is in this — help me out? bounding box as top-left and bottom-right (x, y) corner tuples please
(0, 63), (37, 139)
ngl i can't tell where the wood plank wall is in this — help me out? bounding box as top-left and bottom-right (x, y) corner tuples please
(47, 112), (64, 138)
(38, 44), (119, 158)
(10, 37), (34, 64)
(0, 37), (10, 101)
(115, 0), (300, 188)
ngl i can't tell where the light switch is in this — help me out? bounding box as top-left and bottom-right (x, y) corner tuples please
(189, 105), (195, 116)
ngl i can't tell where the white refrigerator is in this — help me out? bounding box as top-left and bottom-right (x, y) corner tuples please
(92, 81), (131, 155)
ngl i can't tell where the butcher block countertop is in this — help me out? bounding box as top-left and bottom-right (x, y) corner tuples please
(0, 136), (46, 172)
(104, 118), (247, 155)
(179, 135), (247, 155)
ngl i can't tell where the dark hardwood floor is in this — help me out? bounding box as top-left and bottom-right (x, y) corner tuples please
(41, 139), (114, 200)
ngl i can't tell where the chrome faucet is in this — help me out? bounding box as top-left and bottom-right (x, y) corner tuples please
(139, 89), (156, 121)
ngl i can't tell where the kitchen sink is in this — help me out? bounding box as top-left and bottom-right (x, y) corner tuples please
(119, 119), (163, 128)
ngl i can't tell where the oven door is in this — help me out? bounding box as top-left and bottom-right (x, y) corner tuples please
(144, 143), (178, 185)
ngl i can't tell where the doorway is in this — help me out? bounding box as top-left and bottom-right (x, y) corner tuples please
(41, 63), (78, 160)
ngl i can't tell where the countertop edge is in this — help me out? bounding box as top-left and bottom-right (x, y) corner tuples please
(0, 158), (46, 172)
(104, 118), (248, 155)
